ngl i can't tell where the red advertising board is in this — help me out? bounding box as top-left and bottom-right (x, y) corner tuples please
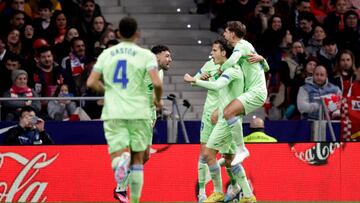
(0, 143), (359, 202)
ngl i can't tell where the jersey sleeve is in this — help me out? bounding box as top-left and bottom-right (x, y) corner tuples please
(145, 51), (158, 71)
(194, 68), (237, 91)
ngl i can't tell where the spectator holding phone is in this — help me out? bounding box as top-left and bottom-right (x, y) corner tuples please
(4, 106), (53, 145)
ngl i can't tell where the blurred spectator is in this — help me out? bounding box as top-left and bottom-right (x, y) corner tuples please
(257, 14), (283, 55)
(271, 40), (307, 119)
(297, 65), (341, 120)
(50, 10), (67, 45)
(30, 46), (64, 97)
(286, 56), (319, 119)
(2, 69), (40, 121)
(6, 28), (22, 56)
(266, 28), (293, 92)
(33, 0), (54, 45)
(21, 23), (35, 60)
(4, 106), (53, 145)
(331, 49), (356, 96)
(305, 25), (327, 56)
(0, 54), (22, 95)
(47, 84), (76, 120)
(316, 36), (338, 78)
(53, 27), (79, 63)
(61, 37), (94, 96)
(8, 10), (27, 32)
(247, 0), (276, 42)
(244, 116), (277, 142)
(0, 37), (14, 66)
(349, 65), (360, 96)
(71, 0), (101, 37)
(337, 10), (360, 63)
(28, 0), (62, 18)
(94, 29), (116, 56)
(274, 0), (294, 23)
(88, 15), (108, 57)
(323, 0), (350, 36)
(287, 0), (312, 34)
(294, 11), (317, 46)
(2, 0), (32, 19)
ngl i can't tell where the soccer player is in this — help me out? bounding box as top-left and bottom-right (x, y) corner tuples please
(113, 45), (172, 201)
(184, 39), (256, 203)
(191, 47), (221, 202)
(86, 17), (163, 203)
(221, 21), (268, 167)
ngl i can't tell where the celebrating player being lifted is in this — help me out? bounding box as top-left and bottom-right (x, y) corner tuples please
(87, 17), (162, 203)
(184, 38), (266, 203)
(221, 21), (268, 167)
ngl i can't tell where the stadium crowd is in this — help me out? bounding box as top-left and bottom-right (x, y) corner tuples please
(0, 0), (359, 122)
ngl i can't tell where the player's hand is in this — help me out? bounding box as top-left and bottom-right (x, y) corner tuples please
(247, 53), (264, 64)
(200, 72), (211, 81)
(184, 73), (196, 83)
(154, 99), (163, 110)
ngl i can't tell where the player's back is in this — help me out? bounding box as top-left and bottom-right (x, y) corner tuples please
(95, 41), (158, 120)
(236, 40), (267, 94)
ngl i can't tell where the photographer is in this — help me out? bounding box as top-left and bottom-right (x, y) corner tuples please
(4, 106), (54, 145)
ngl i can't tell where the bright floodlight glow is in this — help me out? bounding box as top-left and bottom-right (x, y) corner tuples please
(187, 24), (191, 28)
(208, 55), (212, 59)
(176, 8), (181, 12)
(197, 40), (202, 44)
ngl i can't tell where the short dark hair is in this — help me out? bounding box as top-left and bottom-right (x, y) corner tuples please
(38, 0), (53, 10)
(213, 39), (233, 58)
(20, 106), (36, 117)
(70, 37), (84, 48)
(82, 0), (95, 5)
(225, 21), (246, 38)
(36, 45), (52, 55)
(151, 44), (170, 55)
(119, 17), (137, 39)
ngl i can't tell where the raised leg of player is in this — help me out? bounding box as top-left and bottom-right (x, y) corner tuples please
(129, 151), (145, 203)
(223, 99), (250, 166)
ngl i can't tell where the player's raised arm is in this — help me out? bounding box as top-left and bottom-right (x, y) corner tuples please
(148, 69), (163, 108)
(86, 70), (104, 93)
(184, 73), (231, 91)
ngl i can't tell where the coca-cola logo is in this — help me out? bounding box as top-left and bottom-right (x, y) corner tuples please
(290, 142), (342, 165)
(0, 152), (59, 202)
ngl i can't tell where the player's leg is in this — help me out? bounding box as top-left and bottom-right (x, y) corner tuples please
(198, 115), (215, 202)
(128, 119), (152, 203)
(226, 91), (266, 166)
(203, 121), (233, 202)
(104, 120), (131, 203)
(237, 164), (256, 203)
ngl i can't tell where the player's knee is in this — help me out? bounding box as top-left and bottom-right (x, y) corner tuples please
(203, 151), (214, 163)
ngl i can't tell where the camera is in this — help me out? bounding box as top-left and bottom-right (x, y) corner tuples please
(260, 6), (270, 14)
